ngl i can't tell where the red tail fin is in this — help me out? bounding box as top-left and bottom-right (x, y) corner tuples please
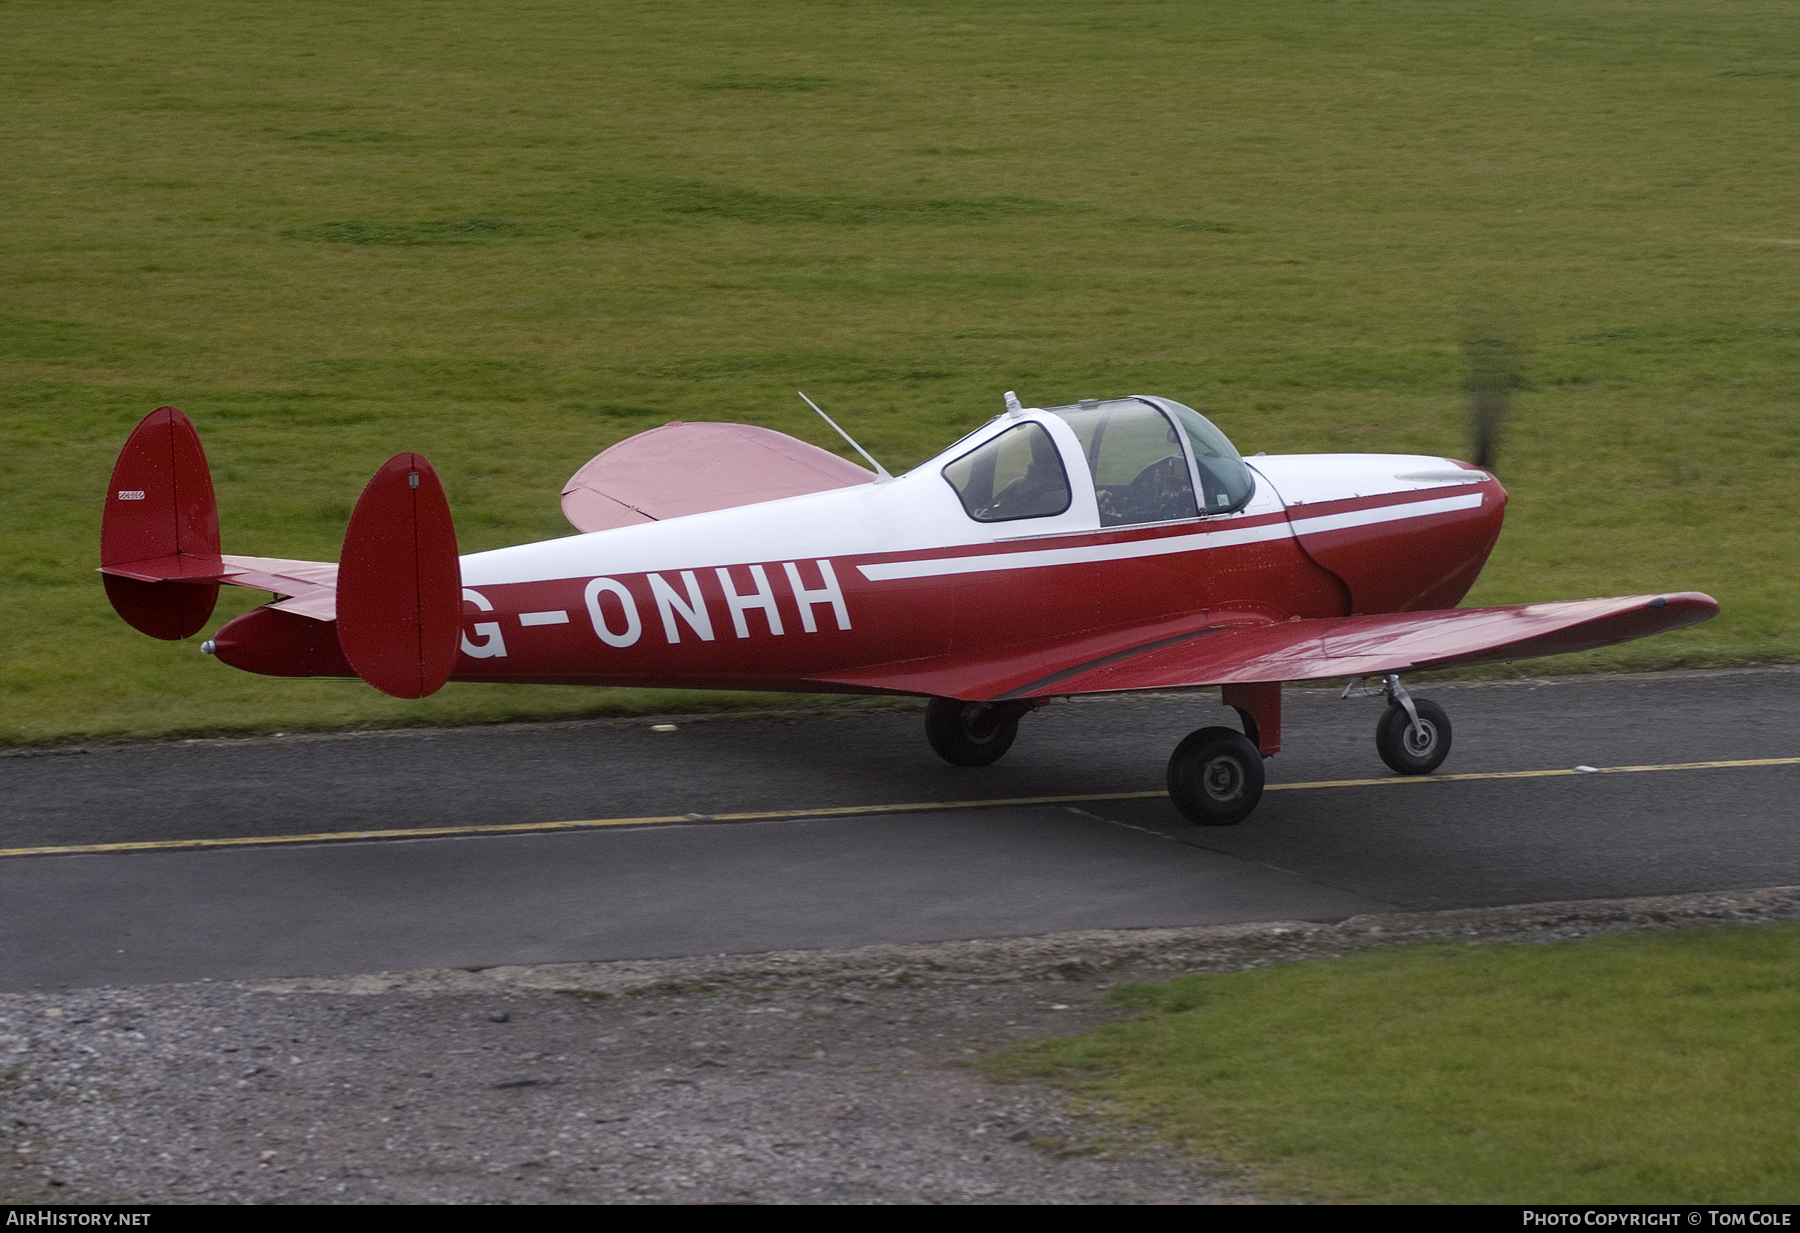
(335, 453), (461, 699)
(100, 407), (222, 639)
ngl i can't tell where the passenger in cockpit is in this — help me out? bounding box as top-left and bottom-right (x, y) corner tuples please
(980, 426), (1072, 520)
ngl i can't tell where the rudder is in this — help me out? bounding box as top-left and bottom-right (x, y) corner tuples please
(100, 407), (222, 639)
(335, 453), (461, 699)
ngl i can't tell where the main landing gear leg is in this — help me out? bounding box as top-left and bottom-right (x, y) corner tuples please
(1166, 682), (1281, 826)
(924, 697), (1034, 767)
(1372, 673), (1452, 775)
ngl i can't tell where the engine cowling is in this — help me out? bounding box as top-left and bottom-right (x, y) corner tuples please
(1247, 454), (1507, 615)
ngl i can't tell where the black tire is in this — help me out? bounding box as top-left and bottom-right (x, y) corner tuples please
(1166, 726), (1265, 826)
(1375, 698), (1452, 775)
(924, 697), (1024, 767)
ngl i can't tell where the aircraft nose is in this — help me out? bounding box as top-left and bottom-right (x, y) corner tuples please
(1286, 473), (1507, 614)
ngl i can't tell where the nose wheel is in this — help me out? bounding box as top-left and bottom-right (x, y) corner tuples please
(1372, 676), (1452, 775)
(1166, 726), (1265, 826)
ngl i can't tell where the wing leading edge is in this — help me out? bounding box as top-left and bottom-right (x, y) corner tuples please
(808, 593), (1719, 701)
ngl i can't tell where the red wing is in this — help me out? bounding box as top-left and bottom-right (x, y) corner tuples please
(561, 422), (874, 533)
(809, 594), (1718, 701)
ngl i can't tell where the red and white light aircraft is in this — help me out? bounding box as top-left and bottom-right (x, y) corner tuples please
(100, 394), (1716, 824)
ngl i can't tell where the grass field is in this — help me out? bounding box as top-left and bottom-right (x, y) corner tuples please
(997, 924), (1800, 1203)
(4, 0), (1797, 742)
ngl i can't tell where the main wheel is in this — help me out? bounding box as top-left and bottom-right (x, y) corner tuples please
(1166, 726), (1265, 826)
(924, 697), (1024, 767)
(1375, 699), (1452, 775)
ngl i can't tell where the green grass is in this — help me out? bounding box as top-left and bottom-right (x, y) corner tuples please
(4, 0), (1798, 742)
(997, 924), (1800, 1203)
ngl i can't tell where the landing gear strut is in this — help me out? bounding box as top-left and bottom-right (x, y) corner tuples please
(924, 697), (1033, 767)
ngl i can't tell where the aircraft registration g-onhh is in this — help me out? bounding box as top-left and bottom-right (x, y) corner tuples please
(99, 392), (1717, 825)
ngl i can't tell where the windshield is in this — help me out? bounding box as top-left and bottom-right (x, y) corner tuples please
(1050, 399), (1197, 526)
(1141, 398), (1255, 514)
(1044, 396), (1254, 521)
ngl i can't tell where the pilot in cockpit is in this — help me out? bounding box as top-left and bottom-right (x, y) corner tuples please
(1075, 408), (1199, 527)
(1094, 424), (1196, 526)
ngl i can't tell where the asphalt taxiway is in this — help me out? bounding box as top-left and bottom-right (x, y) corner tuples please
(2, 668), (1796, 990)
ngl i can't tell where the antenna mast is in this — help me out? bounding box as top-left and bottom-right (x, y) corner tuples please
(797, 392), (893, 482)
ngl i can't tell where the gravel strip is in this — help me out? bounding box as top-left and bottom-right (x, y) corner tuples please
(4, 885), (1797, 1205)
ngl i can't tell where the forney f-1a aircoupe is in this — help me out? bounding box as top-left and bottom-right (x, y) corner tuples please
(100, 393), (1716, 825)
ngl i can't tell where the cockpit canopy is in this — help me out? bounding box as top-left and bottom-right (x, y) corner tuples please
(941, 421), (1072, 522)
(941, 396), (1255, 526)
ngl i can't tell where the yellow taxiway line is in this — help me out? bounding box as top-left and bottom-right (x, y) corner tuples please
(3, 756), (1797, 861)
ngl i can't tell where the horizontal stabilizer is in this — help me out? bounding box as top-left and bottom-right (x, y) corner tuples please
(809, 594), (1719, 701)
(100, 407), (222, 639)
(562, 422), (874, 533)
(218, 556), (340, 622)
(336, 453), (461, 699)
(102, 554), (340, 622)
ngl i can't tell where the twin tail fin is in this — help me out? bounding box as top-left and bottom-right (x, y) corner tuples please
(100, 407), (461, 699)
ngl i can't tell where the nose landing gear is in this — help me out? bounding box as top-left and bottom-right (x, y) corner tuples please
(1371, 673), (1453, 775)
